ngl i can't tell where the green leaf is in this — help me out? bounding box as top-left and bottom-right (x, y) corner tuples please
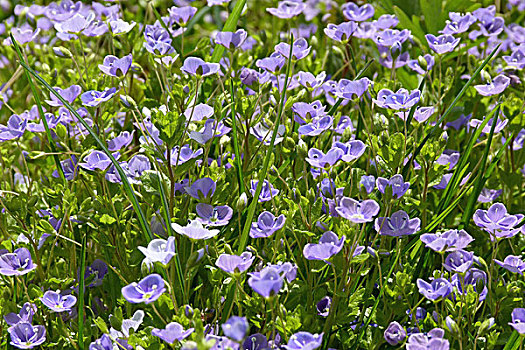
(100, 214), (117, 225)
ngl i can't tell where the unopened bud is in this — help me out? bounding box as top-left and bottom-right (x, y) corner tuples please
(236, 193), (248, 212)
(53, 46), (73, 58)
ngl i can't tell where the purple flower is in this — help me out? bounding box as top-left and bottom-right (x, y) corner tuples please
(396, 106), (435, 123)
(441, 14), (475, 35)
(4, 303), (35, 326)
(305, 147), (343, 168)
(81, 88), (118, 107)
(107, 131), (134, 151)
(426, 34), (460, 54)
(222, 316), (249, 341)
(190, 119), (231, 144)
(477, 188), (502, 203)
(375, 210), (421, 236)
(316, 296), (332, 317)
(121, 273), (166, 304)
(298, 116), (333, 136)
(384, 321), (406, 346)
(40, 290), (77, 312)
(243, 333), (268, 350)
(251, 121), (286, 145)
(297, 71), (326, 89)
(275, 38), (311, 60)
(256, 53), (286, 73)
(420, 229), (474, 253)
(216, 252), (254, 274)
(144, 25), (174, 56)
(8, 322), (46, 349)
(324, 22), (357, 42)
(167, 6), (197, 26)
(451, 268), (487, 301)
(374, 88), (421, 110)
(333, 141), (367, 162)
(109, 19), (136, 35)
(215, 29), (247, 50)
(303, 231), (345, 261)
(374, 29), (410, 47)
(376, 174), (410, 198)
(169, 144), (203, 165)
(474, 75), (511, 96)
(196, 204), (233, 226)
(250, 211), (286, 238)
(335, 78), (371, 99)
(469, 115), (508, 134)
(54, 13), (92, 34)
(407, 54), (435, 74)
(89, 334), (113, 350)
(248, 266), (284, 298)
(416, 278), (452, 301)
(8, 27), (40, 45)
(494, 255), (525, 275)
(503, 49), (525, 69)
(185, 177), (216, 201)
(473, 202), (524, 240)
(0, 114), (27, 141)
(79, 150), (116, 171)
(266, 1), (305, 19)
(152, 322), (194, 344)
(0, 248), (37, 276)
(336, 198), (380, 223)
(181, 57), (220, 77)
(172, 219), (220, 240)
(284, 332), (323, 350)
(443, 250), (474, 274)
(184, 103), (214, 121)
(509, 308), (525, 334)
(98, 54), (132, 77)
(406, 328), (449, 350)
(83, 259), (108, 288)
(360, 175), (375, 194)
(478, 16), (504, 36)
(138, 237), (176, 267)
(342, 3), (374, 22)
(45, 85), (82, 107)
(249, 179), (279, 202)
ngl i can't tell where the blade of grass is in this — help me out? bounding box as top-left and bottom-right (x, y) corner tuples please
(78, 234), (87, 349)
(210, 0), (246, 63)
(229, 79), (245, 195)
(16, 51), (155, 245)
(402, 43), (501, 178)
(11, 34), (66, 183)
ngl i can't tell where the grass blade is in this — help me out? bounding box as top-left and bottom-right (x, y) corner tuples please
(229, 79), (245, 195)
(210, 0), (246, 63)
(78, 234), (87, 349)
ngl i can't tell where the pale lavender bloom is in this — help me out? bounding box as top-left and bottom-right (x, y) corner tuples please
(8, 322), (46, 349)
(215, 29), (247, 50)
(40, 290), (77, 312)
(266, 1), (305, 19)
(335, 78), (370, 99)
(376, 174), (410, 198)
(107, 131), (134, 151)
(379, 50), (410, 69)
(292, 101), (327, 124)
(284, 332), (323, 350)
(303, 231), (345, 261)
(109, 19), (136, 35)
(441, 14), (475, 35)
(196, 204), (233, 226)
(0, 248), (37, 276)
(384, 321), (406, 346)
(171, 219), (220, 240)
(406, 328), (449, 350)
(0, 114), (27, 141)
(433, 172), (471, 190)
(83, 259), (108, 288)
(494, 255), (525, 275)
(374, 88), (421, 110)
(169, 144), (203, 165)
(144, 25), (174, 55)
(474, 75), (510, 96)
(208, 0), (230, 5)
(298, 116), (333, 136)
(249, 179), (279, 202)
(222, 316), (249, 342)
(256, 53), (286, 73)
(167, 6), (197, 25)
(26, 112), (61, 133)
(332, 140), (367, 162)
(451, 268), (487, 301)
(54, 13), (92, 34)
(251, 121), (286, 145)
(420, 229), (474, 252)
(181, 57), (220, 77)
(316, 296), (331, 317)
(334, 115), (354, 135)
(185, 177), (216, 201)
(436, 150), (460, 170)
(478, 15), (504, 36)
(190, 119), (231, 144)
(417, 278), (452, 300)
(152, 322), (194, 344)
(216, 252), (254, 274)
(360, 175), (375, 194)
(240, 67), (260, 86)
(305, 148), (343, 168)
(396, 106), (435, 123)
(335, 198), (380, 223)
(89, 334), (113, 350)
(473, 202), (524, 240)
(477, 188), (502, 203)
(503, 49), (525, 69)
(250, 211), (286, 238)
(138, 237), (176, 267)
(509, 308), (525, 334)
(79, 150), (115, 171)
(45, 85), (82, 107)
(374, 29), (410, 47)
(8, 27), (40, 45)
(296, 71), (326, 89)
(407, 54), (435, 74)
(98, 54), (132, 77)
(374, 14), (399, 29)
(355, 22), (377, 39)
(426, 34), (460, 54)
(324, 22), (357, 42)
(375, 210), (421, 236)
(248, 266), (284, 297)
(121, 274), (166, 304)
(81, 88), (118, 107)
(444, 250), (473, 273)
(275, 38), (311, 60)
(342, 3), (374, 22)
(4, 303), (35, 326)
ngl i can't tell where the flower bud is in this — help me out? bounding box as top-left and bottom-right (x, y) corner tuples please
(417, 55), (428, 71)
(477, 317), (495, 336)
(236, 192), (248, 212)
(119, 95), (137, 109)
(445, 316), (459, 335)
(481, 70), (491, 82)
(53, 46), (73, 58)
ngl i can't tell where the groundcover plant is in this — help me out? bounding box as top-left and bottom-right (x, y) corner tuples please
(0, 0), (524, 348)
